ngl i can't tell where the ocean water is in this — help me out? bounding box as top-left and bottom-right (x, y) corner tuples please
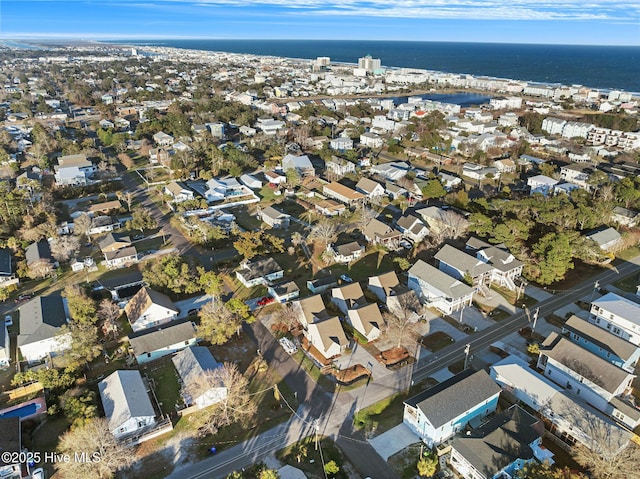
(128, 39), (640, 93)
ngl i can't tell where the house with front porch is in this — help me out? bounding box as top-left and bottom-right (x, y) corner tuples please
(368, 271), (422, 322)
(326, 241), (364, 264)
(306, 316), (349, 360)
(407, 260), (474, 315)
(450, 405), (551, 479)
(128, 320), (197, 364)
(435, 244), (493, 296)
(403, 369), (501, 447)
(589, 292), (640, 345)
(363, 218), (402, 248)
(236, 257), (284, 288)
(396, 215), (429, 243)
(466, 238), (524, 291)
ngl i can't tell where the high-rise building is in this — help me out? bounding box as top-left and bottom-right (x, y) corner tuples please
(358, 54), (381, 72)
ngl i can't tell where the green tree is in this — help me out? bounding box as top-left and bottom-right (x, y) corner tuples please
(60, 390), (98, 429)
(126, 208), (157, 233)
(421, 178), (447, 200)
(530, 232), (574, 285)
(13, 368), (75, 390)
(324, 460), (340, 476)
(516, 462), (587, 479)
(233, 230), (263, 261)
(416, 454), (438, 477)
(63, 285), (97, 325)
(198, 269), (223, 296)
(142, 254), (201, 295)
(258, 470), (279, 479)
(56, 323), (103, 371)
(197, 298), (242, 345)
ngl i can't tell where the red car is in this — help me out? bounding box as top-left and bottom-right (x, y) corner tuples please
(257, 296), (275, 306)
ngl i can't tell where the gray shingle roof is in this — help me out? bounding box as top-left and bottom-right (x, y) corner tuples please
(238, 257), (283, 282)
(17, 295), (67, 346)
(25, 240), (52, 266)
(435, 244), (492, 278)
(408, 260), (474, 300)
(405, 369), (501, 428)
(172, 346), (220, 390)
(98, 370), (156, 432)
(586, 227), (621, 248)
(563, 315), (637, 362)
(128, 320), (196, 356)
(0, 248), (12, 276)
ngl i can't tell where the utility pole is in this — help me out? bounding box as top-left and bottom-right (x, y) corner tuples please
(589, 280), (600, 304)
(464, 343), (471, 370)
(314, 419), (320, 450)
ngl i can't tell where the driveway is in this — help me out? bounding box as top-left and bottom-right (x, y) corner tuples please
(333, 341), (389, 380)
(427, 317), (469, 342)
(174, 294), (213, 318)
(450, 306), (493, 331)
(369, 423), (421, 461)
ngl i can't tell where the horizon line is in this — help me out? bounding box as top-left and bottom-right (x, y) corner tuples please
(0, 36), (638, 48)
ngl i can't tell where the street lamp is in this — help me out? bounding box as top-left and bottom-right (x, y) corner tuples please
(464, 343), (471, 370)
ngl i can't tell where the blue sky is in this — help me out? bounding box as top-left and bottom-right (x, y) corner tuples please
(0, 1), (638, 45)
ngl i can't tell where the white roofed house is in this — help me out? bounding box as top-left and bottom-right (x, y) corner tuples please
(589, 292), (640, 345)
(124, 287), (179, 333)
(407, 260), (474, 315)
(259, 205), (291, 229)
(98, 370), (157, 440)
(172, 346), (227, 412)
(585, 227), (622, 252)
(54, 154), (97, 186)
(164, 181), (195, 203)
(236, 257), (284, 288)
(329, 137), (354, 152)
(466, 237), (524, 291)
(153, 131), (174, 146)
(527, 174), (558, 196)
(282, 154), (315, 177)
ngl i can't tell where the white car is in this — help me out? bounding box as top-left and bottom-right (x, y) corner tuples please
(31, 468), (44, 479)
(278, 337), (297, 354)
(4, 314), (12, 326)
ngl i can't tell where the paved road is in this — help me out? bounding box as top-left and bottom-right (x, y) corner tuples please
(169, 255), (640, 479)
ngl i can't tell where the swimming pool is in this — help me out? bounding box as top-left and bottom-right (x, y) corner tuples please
(0, 399), (45, 421)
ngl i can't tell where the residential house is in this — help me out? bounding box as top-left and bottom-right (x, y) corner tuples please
(0, 323), (9, 367)
(355, 178), (385, 201)
(326, 241), (364, 264)
(493, 158), (516, 173)
(370, 162), (409, 181)
(25, 240), (55, 268)
(315, 199), (346, 216)
(437, 172), (463, 191)
(267, 281), (300, 303)
(363, 218), (402, 248)
(259, 206), (291, 229)
(172, 346), (226, 411)
(368, 271), (422, 322)
(98, 370), (157, 440)
(450, 405), (550, 479)
(559, 163), (593, 190)
(292, 294), (330, 328)
(204, 177), (254, 203)
(88, 200), (122, 216)
(435, 244), (493, 295)
(347, 303), (383, 341)
(104, 246), (138, 269)
(403, 369), (501, 446)
(306, 276), (338, 295)
(54, 154), (96, 186)
(537, 332), (635, 414)
(331, 283), (367, 315)
(527, 175), (558, 196)
(0, 248), (18, 288)
(306, 316), (349, 360)
(589, 292), (640, 345)
(124, 287), (179, 333)
(360, 132), (384, 148)
(329, 137), (354, 152)
(416, 206), (468, 239)
(236, 257), (284, 288)
(128, 320), (197, 364)
(240, 174), (262, 190)
(586, 227), (622, 251)
(0, 417), (21, 478)
(326, 157), (356, 178)
(282, 154), (315, 177)
(98, 233), (132, 253)
(264, 170), (287, 185)
(396, 215), (429, 243)
(462, 162), (500, 181)
(490, 355), (632, 449)
(467, 238), (524, 291)
(17, 295), (71, 364)
(164, 181), (195, 203)
(87, 216), (121, 236)
(322, 182), (366, 205)
(562, 315), (640, 373)
(612, 206), (640, 227)
(385, 181), (408, 200)
(153, 131), (174, 146)
(408, 260), (474, 315)
(256, 118), (286, 136)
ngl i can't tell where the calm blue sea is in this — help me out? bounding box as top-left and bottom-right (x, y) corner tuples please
(127, 39), (640, 93)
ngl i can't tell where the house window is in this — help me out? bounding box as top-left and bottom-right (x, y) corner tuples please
(184, 340), (189, 345)
(147, 353), (151, 358)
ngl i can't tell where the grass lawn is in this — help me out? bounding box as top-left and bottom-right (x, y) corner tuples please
(388, 444), (424, 479)
(353, 392), (408, 434)
(143, 360), (182, 416)
(420, 331), (454, 352)
(135, 236), (169, 253)
(617, 245), (640, 261)
(290, 350), (335, 392)
(258, 185), (281, 203)
(442, 315), (475, 334)
(614, 273), (640, 293)
(228, 205), (263, 231)
(490, 285), (537, 307)
(329, 250), (396, 283)
(448, 359), (465, 374)
(277, 436), (349, 479)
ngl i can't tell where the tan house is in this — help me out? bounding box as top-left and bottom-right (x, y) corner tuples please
(322, 182), (366, 205)
(124, 287), (179, 333)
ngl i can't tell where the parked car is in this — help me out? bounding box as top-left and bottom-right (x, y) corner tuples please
(187, 308), (200, 316)
(4, 314), (12, 326)
(339, 274), (353, 283)
(278, 337), (297, 354)
(399, 240), (413, 250)
(257, 296), (275, 306)
(31, 468), (44, 479)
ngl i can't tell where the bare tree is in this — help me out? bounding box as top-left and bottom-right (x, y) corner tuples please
(73, 213), (93, 237)
(441, 210), (468, 240)
(117, 191), (135, 212)
(97, 299), (121, 339)
(51, 236), (80, 263)
(28, 259), (54, 279)
(357, 205), (379, 233)
(309, 219), (337, 249)
(198, 298), (242, 345)
(385, 293), (424, 349)
(56, 418), (133, 479)
(197, 363), (256, 436)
